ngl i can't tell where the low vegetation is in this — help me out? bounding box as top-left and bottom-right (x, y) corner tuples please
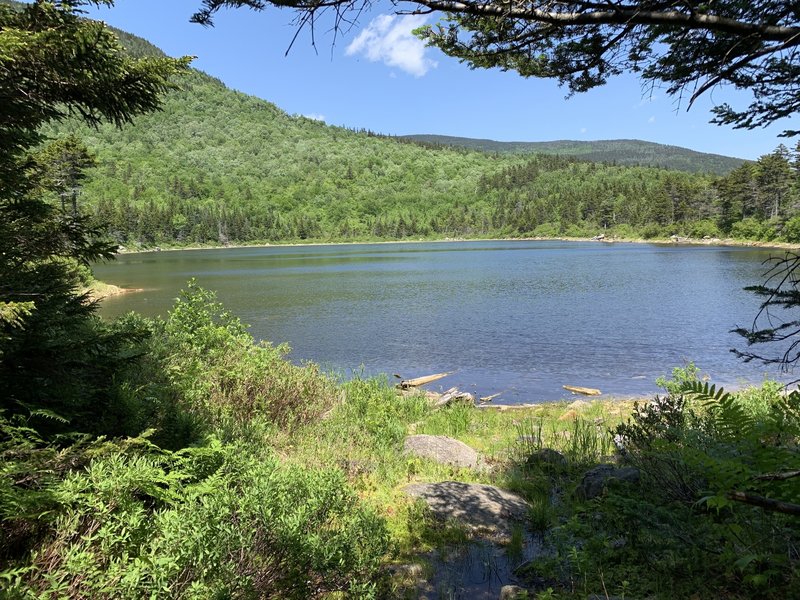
(2, 285), (798, 598)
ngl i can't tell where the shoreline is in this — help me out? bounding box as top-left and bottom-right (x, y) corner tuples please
(113, 234), (800, 256)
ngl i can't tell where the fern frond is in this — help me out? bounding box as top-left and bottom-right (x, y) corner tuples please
(678, 381), (755, 439)
(26, 409), (69, 424)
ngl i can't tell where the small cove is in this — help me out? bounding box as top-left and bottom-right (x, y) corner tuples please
(93, 240), (791, 403)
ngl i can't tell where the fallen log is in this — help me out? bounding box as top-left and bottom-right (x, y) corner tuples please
(562, 385), (602, 396)
(398, 388), (442, 402)
(397, 371), (452, 389)
(432, 387), (475, 409)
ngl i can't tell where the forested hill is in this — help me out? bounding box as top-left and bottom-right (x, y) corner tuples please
(52, 65), (521, 243)
(41, 13), (800, 247)
(401, 135), (746, 175)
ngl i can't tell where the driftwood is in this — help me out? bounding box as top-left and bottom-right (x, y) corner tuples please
(432, 387), (475, 409)
(398, 388), (441, 402)
(477, 403), (542, 411)
(433, 388), (475, 408)
(563, 385), (602, 396)
(479, 392), (501, 403)
(396, 384), (475, 409)
(397, 371), (452, 390)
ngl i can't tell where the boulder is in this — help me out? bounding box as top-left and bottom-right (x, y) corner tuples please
(403, 435), (481, 469)
(558, 409), (580, 421)
(402, 481), (530, 535)
(575, 464), (640, 501)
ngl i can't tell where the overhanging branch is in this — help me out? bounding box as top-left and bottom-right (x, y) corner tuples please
(402, 1), (800, 41)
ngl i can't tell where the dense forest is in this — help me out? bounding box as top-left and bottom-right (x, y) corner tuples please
(482, 145), (800, 241)
(35, 19), (799, 248)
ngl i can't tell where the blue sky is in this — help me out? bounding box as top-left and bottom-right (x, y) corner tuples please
(82, 0), (794, 160)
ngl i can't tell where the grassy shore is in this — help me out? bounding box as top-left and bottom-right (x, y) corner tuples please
(276, 377), (640, 596)
(4, 283), (798, 599)
(280, 372), (799, 599)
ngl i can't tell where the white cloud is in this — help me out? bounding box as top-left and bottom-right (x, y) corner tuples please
(346, 14), (437, 77)
(648, 115), (656, 124)
(580, 127), (588, 134)
(304, 113), (326, 122)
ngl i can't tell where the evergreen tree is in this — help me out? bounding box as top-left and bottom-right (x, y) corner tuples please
(0, 0), (190, 435)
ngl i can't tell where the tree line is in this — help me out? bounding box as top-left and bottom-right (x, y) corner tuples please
(75, 138), (800, 246)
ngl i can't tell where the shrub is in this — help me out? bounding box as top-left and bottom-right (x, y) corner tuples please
(655, 361), (700, 395)
(1, 438), (389, 599)
(602, 379), (800, 595)
(158, 281), (339, 434)
(687, 219), (721, 239)
(563, 221), (593, 238)
(639, 223), (665, 239)
(531, 222), (561, 237)
(609, 223), (638, 239)
(782, 215), (800, 243)
(730, 217), (777, 241)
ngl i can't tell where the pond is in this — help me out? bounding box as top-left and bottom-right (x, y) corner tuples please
(93, 240), (790, 403)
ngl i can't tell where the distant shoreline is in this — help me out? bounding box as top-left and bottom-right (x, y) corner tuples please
(114, 234), (800, 256)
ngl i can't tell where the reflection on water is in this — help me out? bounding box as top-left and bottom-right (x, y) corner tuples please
(93, 240), (790, 403)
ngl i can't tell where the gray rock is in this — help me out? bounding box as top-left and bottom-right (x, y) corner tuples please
(402, 481), (530, 535)
(403, 435), (481, 469)
(575, 464), (640, 500)
(500, 584), (528, 599)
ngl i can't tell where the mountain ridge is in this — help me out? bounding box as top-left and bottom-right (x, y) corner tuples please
(401, 134), (746, 175)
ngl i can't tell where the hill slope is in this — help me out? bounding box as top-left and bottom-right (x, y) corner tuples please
(59, 69), (722, 245)
(36, 12), (787, 246)
(401, 135), (746, 175)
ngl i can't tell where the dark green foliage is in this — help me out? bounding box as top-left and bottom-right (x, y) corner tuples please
(26, 15), (800, 247)
(537, 381), (800, 598)
(155, 281), (340, 435)
(0, 280), (390, 597)
(0, 424), (388, 598)
(576, 380), (800, 598)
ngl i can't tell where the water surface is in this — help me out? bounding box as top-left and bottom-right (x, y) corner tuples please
(93, 240), (788, 403)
